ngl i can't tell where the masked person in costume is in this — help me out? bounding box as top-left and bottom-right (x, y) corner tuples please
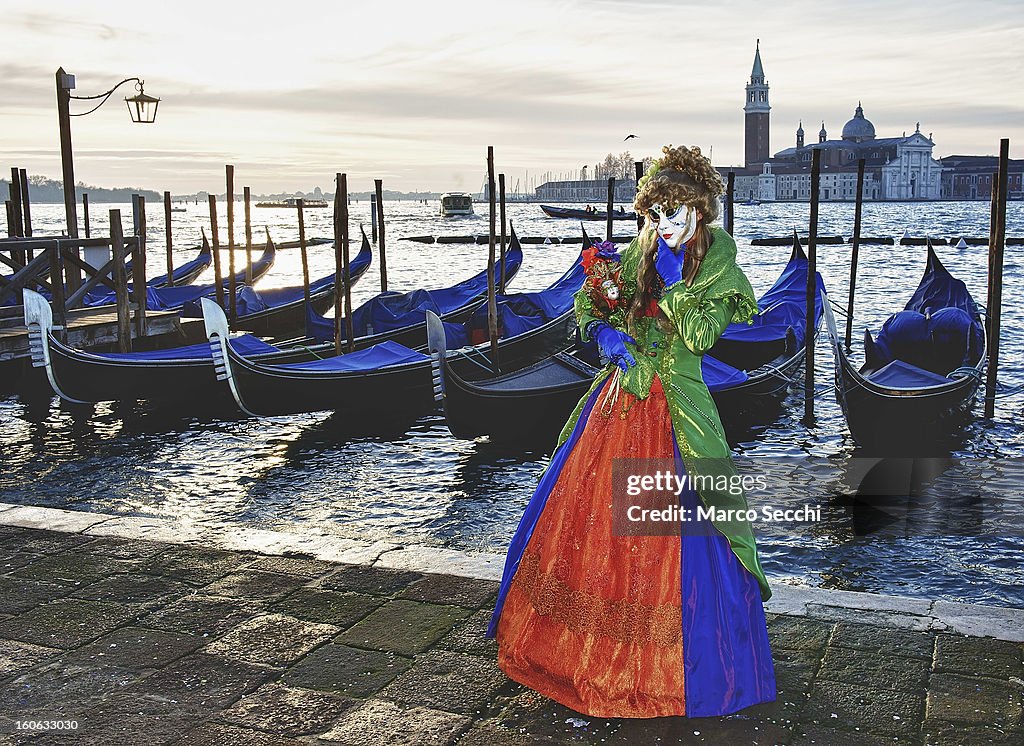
(486, 145), (776, 718)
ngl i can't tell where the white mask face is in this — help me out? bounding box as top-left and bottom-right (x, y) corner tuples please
(650, 203), (697, 250)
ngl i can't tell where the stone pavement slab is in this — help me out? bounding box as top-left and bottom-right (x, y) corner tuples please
(0, 523), (1020, 746)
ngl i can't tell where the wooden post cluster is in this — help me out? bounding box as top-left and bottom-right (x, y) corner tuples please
(984, 138), (1010, 419)
(844, 158), (866, 351)
(804, 149), (821, 424)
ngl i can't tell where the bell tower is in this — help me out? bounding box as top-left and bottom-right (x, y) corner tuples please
(744, 39), (771, 168)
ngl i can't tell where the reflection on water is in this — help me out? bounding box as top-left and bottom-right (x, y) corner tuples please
(3, 200), (1024, 607)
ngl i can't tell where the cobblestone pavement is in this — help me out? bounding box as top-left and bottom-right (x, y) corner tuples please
(0, 525), (1021, 745)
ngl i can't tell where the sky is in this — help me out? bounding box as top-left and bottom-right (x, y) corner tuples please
(1, 0), (1021, 194)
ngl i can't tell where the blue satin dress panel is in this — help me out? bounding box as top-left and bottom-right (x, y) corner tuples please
(673, 439), (777, 717)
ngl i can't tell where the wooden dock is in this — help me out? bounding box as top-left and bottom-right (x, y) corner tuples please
(0, 305), (182, 362)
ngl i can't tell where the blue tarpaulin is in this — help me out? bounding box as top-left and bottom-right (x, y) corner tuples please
(91, 334), (281, 361)
(719, 250), (825, 347)
(306, 241), (523, 342)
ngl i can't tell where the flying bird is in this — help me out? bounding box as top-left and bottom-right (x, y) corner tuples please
(624, 134), (638, 141)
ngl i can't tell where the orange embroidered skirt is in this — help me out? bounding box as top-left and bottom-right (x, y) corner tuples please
(496, 377), (685, 718)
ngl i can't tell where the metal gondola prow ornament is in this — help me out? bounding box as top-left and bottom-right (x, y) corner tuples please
(23, 289), (89, 404)
(425, 310), (447, 405)
(201, 298), (257, 417)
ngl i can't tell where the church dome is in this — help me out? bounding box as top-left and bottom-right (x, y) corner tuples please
(842, 103), (876, 142)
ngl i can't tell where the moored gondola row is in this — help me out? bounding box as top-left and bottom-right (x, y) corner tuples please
(13, 221), (998, 455)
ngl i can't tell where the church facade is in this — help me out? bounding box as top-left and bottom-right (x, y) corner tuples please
(722, 44), (944, 202)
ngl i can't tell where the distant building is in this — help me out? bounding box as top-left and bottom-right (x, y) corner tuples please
(534, 179), (636, 203)
(723, 44), (946, 201)
(744, 39), (771, 168)
(939, 155), (1024, 200)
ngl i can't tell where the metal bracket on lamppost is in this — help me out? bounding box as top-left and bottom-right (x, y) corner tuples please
(55, 67), (160, 273)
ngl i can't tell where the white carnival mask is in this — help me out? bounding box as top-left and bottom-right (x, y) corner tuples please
(649, 203), (697, 250)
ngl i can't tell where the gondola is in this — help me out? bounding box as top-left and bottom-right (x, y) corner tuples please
(131, 239), (213, 288)
(21, 237), (365, 405)
(822, 242), (986, 449)
(202, 251), (587, 420)
(427, 234), (825, 445)
(79, 234), (276, 312)
(303, 230), (525, 350)
(540, 205), (637, 221)
(185, 230), (373, 337)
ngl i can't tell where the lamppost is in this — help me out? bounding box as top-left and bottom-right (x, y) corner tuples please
(55, 66), (159, 266)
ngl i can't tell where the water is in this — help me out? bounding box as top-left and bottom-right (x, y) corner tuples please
(3, 199), (1023, 607)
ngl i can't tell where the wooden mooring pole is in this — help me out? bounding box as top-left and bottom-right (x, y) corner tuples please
(374, 180), (387, 292)
(243, 186), (253, 284)
(726, 171), (735, 236)
(634, 161), (645, 233)
(9, 168), (24, 239)
(110, 210), (131, 353)
(19, 168), (32, 239)
(226, 165), (236, 322)
(131, 194), (148, 338)
(370, 193), (378, 243)
(605, 177), (615, 242)
(498, 173), (507, 293)
(804, 149), (821, 424)
(334, 172), (354, 354)
(208, 196), (225, 310)
(297, 198), (311, 315)
(82, 193), (90, 238)
(163, 191), (174, 286)
(844, 158), (866, 352)
(487, 147), (500, 373)
(984, 139), (1010, 419)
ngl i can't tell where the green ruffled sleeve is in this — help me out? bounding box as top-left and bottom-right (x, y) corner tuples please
(658, 290), (739, 356)
(574, 287), (603, 343)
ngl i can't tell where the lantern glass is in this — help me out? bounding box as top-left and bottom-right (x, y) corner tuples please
(125, 91), (160, 124)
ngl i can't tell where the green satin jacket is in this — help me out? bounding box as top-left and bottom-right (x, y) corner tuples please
(561, 226), (771, 600)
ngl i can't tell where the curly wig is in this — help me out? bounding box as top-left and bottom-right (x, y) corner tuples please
(634, 144), (723, 224)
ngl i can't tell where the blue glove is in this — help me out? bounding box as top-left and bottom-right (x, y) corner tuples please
(591, 321), (637, 373)
(654, 235), (686, 288)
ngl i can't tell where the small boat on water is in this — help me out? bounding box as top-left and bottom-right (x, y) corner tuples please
(255, 198), (330, 208)
(428, 232), (824, 445)
(540, 205), (637, 221)
(822, 241), (986, 450)
(439, 193), (474, 217)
